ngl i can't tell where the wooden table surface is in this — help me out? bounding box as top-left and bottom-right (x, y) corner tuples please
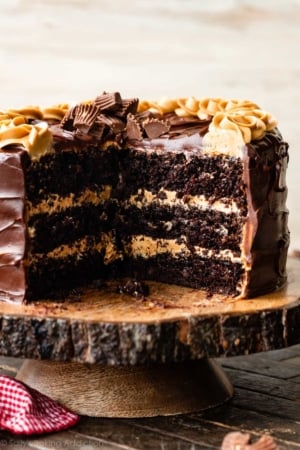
(1, 346), (300, 449)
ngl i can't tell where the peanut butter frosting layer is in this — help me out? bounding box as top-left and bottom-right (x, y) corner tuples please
(27, 186), (241, 219)
(126, 189), (241, 214)
(28, 231), (123, 266)
(124, 234), (243, 264)
(27, 186), (112, 217)
(30, 232), (242, 266)
(0, 92), (278, 158)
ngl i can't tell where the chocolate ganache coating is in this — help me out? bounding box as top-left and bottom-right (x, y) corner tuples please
(242, 129), (289, 297)
(0, 149), (28, 303)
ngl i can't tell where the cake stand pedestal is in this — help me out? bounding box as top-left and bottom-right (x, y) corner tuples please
(16, 358), (233, 417)
(1, 257), (300, 418)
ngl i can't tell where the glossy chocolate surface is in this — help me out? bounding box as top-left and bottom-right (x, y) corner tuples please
(244, 130), (289, 297)
(0, 149), (27, 303)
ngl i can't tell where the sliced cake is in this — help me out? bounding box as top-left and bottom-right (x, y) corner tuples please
(0, 93), (289, 303)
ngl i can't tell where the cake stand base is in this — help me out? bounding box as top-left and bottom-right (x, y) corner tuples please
(16, 358), (233, 417)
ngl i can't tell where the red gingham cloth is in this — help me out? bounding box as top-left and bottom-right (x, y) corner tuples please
(0, 375), (79, 435)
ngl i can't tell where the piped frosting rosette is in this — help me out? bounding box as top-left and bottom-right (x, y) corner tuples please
(203, 99), (277, 155)
(0, 114), (52, 158)
(0, 104), (70, 158)
(4, 104), (70, 122)
(210, 100), (277, 143)
(138, 96), (277, 155)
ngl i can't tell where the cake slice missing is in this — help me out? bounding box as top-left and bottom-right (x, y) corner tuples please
(0, 93), (289, 303)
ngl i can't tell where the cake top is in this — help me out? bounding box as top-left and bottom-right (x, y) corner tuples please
(0, 92), (278, 158)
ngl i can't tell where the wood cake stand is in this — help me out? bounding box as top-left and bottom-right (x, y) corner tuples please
(0, 257), (299, 418)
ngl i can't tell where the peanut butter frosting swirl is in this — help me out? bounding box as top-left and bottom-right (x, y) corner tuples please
(138, 97), (277, 143)
(5, 106), (44, 120)
(0, 115), (52, 158)
(4, 104), (70, 122)
(0, 104), (69, 158)
(42, 104), (70, 121)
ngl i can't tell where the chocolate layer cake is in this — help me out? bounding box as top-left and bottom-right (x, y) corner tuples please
(0, 93), (289, 303)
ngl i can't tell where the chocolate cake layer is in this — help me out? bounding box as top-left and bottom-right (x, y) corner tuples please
(116, 204), (246, 252)
(27, 244), (120, 300)
(25, 144), (118, 204)
(116, 149), (247, 205)
(28, 201), (117, 253)
(121, 254), (244, 297)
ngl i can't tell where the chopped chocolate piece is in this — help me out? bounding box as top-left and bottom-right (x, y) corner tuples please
(126, 113), (143, 140)
(74, 130), (94, 141)
(116, 98), (139, 118)
(50, 125), (75, 141)
(135, 110), (158, 122)
(95, 92), (122, 112)
(89, 120), (107, 140)
(60, 106), (76, 130)
(59, 95), (138, 144)
(97, 114), (125, 133)
(143, 117), (170, 139)
(73, 104), (100, 132)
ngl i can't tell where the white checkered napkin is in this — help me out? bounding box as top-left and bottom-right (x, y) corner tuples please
(0, 375), (79, 435)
